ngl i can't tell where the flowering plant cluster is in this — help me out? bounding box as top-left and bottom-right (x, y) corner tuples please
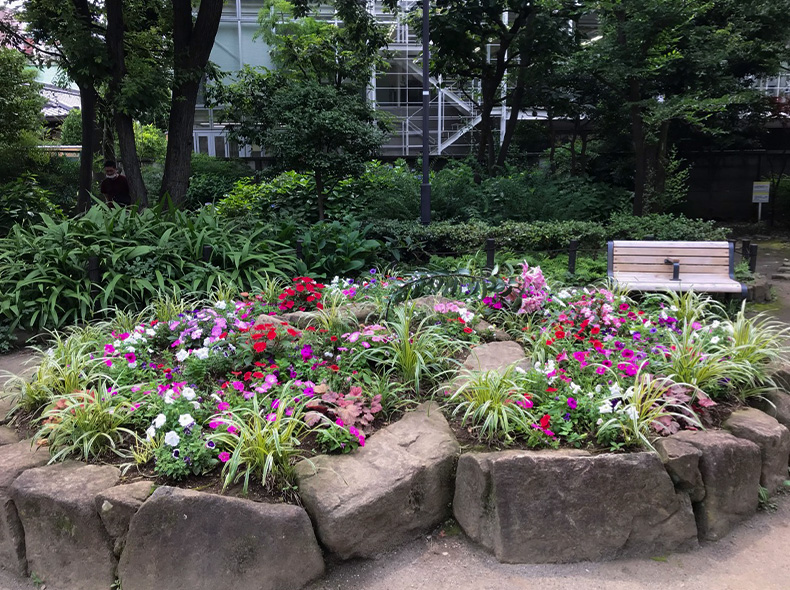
(25, 265), (785, 495)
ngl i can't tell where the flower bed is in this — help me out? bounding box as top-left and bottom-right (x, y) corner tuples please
(6, 265), (788, 498)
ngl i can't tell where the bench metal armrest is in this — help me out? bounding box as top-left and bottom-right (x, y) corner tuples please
(664, 259), (680, 280)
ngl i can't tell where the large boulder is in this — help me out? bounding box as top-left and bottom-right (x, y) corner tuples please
(95, 482), (153, 556)
(723, 408), (790, 493)
(453, 450), (698, 563)
(295, 402), (460, 559)
(672, 431), (761, 541)
(750, 390), (790, 432)
(462, 341), (530, 374)
(654, 437), (706, 502)
(0, 441), (49, 575)
(118, 487), (324, 590)
(10, 462), (120, 590)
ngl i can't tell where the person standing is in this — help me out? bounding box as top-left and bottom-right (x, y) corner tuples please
(100, 160), (132, 206)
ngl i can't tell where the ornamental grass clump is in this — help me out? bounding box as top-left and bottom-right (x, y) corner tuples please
(448, 364), (536, 443)
(208, 392), (306, 494)
(34, 383), (137, 462)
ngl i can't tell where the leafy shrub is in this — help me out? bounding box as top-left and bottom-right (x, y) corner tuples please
(371, 213), (730, 262)
(0, 202), (297, 331)
(32, 155), (81, 212)
(295, 218), (382, 278)
(134, 122), (167, 162)
(181, 154), (254, 209)
(0, 175), (64, 235)
(59, 109), (82, 145)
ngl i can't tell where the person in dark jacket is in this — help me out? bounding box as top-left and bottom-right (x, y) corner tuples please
(100, 160), (131, 206)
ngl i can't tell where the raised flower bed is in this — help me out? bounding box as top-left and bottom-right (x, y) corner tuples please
(1, 265), (789, 589)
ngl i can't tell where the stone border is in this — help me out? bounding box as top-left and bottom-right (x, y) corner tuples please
(1, 379), (789, 587)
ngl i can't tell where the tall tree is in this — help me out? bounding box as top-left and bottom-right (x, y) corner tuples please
(159, 0), (224, 206)
(586, 0), (790, 215)
(415, 0), (577, 173)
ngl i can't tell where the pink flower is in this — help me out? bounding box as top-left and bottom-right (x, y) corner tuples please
(105, 359), (113, 367)
(231, 381), (244, 391)
(218, 451), (231, 463)
(265, 413), (276, 422)
(125, 352), (137, 364)
(104, 344), (115, 355)
(227, 425), (238, 435)
(217, 401), (230, 412)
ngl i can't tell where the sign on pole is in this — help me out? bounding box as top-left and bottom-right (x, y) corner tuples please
(753, 181), (770, 222)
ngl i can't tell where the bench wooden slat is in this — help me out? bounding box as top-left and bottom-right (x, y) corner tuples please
(612, 241), (731, 248)
(613, 247), (730, 257)
(613, 255), (729, 265)
(613, 264), (728, 274)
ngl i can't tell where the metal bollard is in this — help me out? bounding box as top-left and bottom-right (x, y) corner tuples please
(87, 255), (100, 283)
(741, 239), (751, 264)
(485, 238), (495, 271)
(296, 239), (304, 261)
(202, 244), (213, 263)
(749, 244), (758, 273)
(568, 240), (579, 274)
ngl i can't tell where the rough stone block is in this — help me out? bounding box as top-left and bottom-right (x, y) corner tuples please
(0, 441), (49, 575)
(723, 408), (790, 493)
(672, 431), (761, 541)
(118, 487), (324, 590)
(751, 390), (790, 432)
(295, 402), (460, 559)
(462, 341), (530, 374)
(654, 437), (706, 502)
(95, 482), (153, 556)
(0, 427), (19, 447)
(10, 462), (120, 590)
(453, 450), (698, 563)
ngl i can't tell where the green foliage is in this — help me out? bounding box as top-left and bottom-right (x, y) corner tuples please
(35, 384), (136, 463)
(0, 48), (45, 180)
(208, 393), (305, 494)
(295, 218), (382, 279)
(153, 431), (218, 480)
(0, 203), (297, 331)
(208, 71), (389, 219)
(134, 122), (167, 162)
(644, 147), (690, 214)
(59, 109), (83, 146)
(31, 155), (81, 211)
(182, 154), (254, 210)
(0, 175), (64, 236)
(448, 365), (535, 443)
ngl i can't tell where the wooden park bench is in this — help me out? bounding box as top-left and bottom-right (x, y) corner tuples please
(607, 240), (747, 297)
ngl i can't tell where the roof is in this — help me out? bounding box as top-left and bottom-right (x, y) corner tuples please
(41, 84), (81, 121)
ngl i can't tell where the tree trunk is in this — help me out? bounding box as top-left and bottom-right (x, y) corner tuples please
(495, 70), (526, 171)
(106, 0), (148, 207)
(160, 0), (224, 206)
(77, 84), (98, 213)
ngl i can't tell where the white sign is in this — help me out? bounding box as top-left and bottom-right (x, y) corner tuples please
(753, 181), (771, 203)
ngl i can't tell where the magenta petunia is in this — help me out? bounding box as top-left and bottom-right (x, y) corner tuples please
(218, 451), (231, 463)
(567, 397), (577, 410)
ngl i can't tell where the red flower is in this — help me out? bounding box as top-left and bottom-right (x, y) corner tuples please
(306, 326), (317, 332)
(243, 371), (252, 381)
(253, 342), (267, 353)
(546, 338), (554, 345)
(463, 327), (473, 334)
(546, 387), (558, 393)
(329, 364), (340, 372)
(253, 371), (264, 379)
(266, 330), (277, 340)
(330, 336), (338, 342)
(590, 325), (600, 335)
(540, 414), (551, 429)
(295, 284), (305, 292)
(555, 330), (566, 339)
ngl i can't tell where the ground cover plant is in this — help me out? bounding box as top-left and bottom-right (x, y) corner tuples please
(3, 264), (786, 501)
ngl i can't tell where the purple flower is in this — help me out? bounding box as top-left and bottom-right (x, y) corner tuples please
(567, 397), (577, 410)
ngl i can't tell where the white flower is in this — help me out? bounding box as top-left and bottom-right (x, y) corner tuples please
(164, 431), (180, 447)
(145, 426), (156, 441)
(192, 401), (201, 409)
(558, 290), (571, 299)
(153, 413), (167, 429)
(711, 320), (720, 329)
(181, 387), (196, 401)
(164, 391), (175, 405)
(192, 329), (203, 340)
(622, 386), (635, 400)
(609, 383), (622, 396)
(175, 349), (189, 362)
(459, 309), (475, 323)
(594, 384), (602, 394)
(146, 328), (156, 337)
(570, 382), (582, 394)
(710, 336), (720, 344)
(203, 337), (212, 347)
(126, 346), (136, 353)
(598, 402), (613, 414)
(624, 406), (639, 421)
(178, 413), (195, 428)
(214, 300), (227, 310)
(194, 347), (209, 360)
(596, 418), (604, 425)
(670, 305), (678, 312)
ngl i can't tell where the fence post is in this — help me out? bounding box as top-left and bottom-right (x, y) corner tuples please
(87, 255), (100, 284)
(643, 234), (655, 241)
(568, 240), (579, 274)
(749, 244), (759, 274)
(202, 244), (213, 263)
(742, 239), (751, 265)
(296, 239), (304, 261)
(485, 238), (495, 271)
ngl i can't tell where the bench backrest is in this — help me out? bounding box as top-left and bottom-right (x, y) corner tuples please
(608, 241), (734, 278)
